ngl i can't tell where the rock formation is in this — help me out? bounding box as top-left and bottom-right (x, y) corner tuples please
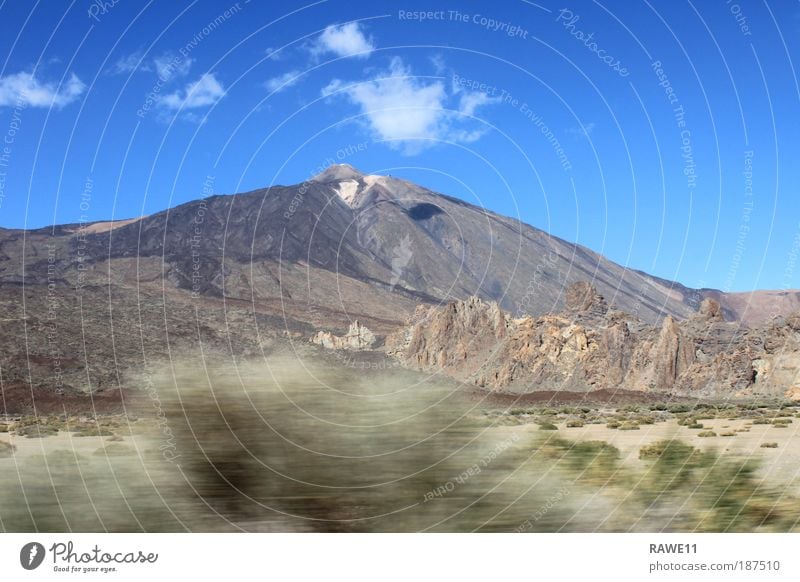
(311, 320), (377, 350)
(387, 282), (800, 398)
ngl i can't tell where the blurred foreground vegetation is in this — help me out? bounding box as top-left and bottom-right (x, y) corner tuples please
(0, 359), (798, 532)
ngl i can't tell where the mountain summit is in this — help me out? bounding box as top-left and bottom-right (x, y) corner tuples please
(311, 163), (366, 182)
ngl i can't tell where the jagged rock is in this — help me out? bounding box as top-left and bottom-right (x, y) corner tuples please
(694, 298), (724, 322)
(565, 281), (609, 317)
(311, 320), (376, 350)
(387, 281), (800, 396)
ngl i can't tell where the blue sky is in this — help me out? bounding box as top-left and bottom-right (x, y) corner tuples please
(0, 0), (799, 293)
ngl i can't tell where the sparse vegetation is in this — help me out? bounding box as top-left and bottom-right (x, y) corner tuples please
(618, 422), (640, 431)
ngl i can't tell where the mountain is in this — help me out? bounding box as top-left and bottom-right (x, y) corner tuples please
(1, 163), (798, 406)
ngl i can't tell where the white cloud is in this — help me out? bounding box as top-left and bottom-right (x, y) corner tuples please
(264, 70), (303, 93)
(566, 122), (596, 138)
(0, 71), (85, 109)
(161, 73), (225, 110)
(110, 50), (192, 81)
(153, 53), (193, 81)
(110, 51), (150, 75)
(313, 22), (374, 59)
(429, 53), (446, 75)
(265, 47), (285, 61)
(458, 91), (499, 117)
(322, 58), (498, 154)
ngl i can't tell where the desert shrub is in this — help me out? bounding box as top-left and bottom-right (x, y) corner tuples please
(686, 423), (704, 429)
(719, 431), (736, 437)
(697, 431), (717, 437)
(669, 404), (692, 413)
(73, 427), (115, 437)
(760, 442), (778, 448)
(618, 422), (640, 431)
(0, 424), (7, 432)
(751, 418), (771, 425)
(771, 424), (788, 429)
(772, 418), (792, 425)
(639, 439), (696, 461)
(13, 424), (58, 438)
(538, 437), (620, 484)
(538, 422), (558, 431)
(152, 358), (578, 532)
(566, 420), (584, 428)
(606, 421), (620, 429)
(649, 403), (668, 411)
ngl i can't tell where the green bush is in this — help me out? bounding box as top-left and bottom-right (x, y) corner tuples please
(669, 404), (692, 414)
(639, 440), (696, 461)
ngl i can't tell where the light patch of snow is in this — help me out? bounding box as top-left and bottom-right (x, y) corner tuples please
(334, 179), (360, 207)
(361, 175), (387, 188)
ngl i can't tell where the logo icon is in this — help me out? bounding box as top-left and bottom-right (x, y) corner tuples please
(20, 542), (45, 570)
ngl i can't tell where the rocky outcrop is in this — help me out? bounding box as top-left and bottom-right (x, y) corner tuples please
(387, 282), (800, 397)
(565, 281), (609, 317)
(695, 298), (724, 322)
(311, 320), (376, 350)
